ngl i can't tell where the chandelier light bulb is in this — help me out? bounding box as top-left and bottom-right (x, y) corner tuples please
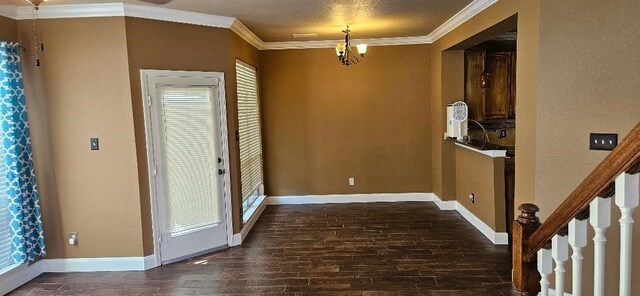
(356, 44), (368, 56)
(336, 42), (346, 55)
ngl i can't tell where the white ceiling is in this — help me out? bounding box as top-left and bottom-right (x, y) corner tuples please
(5, 0), (474, 42)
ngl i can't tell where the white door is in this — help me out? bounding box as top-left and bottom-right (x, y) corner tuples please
(143, 71), (231, 264)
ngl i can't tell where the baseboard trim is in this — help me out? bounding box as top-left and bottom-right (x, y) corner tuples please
(268, 193), (508, 245)
(42, 255), (155, 273)
(143, 254), (158, 270)
(0, 262), (43, 295)
(0, 253), (203, 276)
(231, 196), (268, 246)
(432, 195), (458, 210)
(1, 255), (158, 293)
(268, 193), (435, 205)
(453, 199), (509, 245)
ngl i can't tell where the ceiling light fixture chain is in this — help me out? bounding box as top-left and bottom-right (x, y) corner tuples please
(335, 26), (367, 67)
(27, 0), (46, 67)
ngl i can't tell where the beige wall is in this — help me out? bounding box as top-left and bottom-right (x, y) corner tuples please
(0, 16), (17, 42)
(123, 18), (254, 254)
(455, 146), (506, 232)
(18, 17), (143, 258)
(536, 0), (640, 293)
(10, 15), (260, 259)
(431, 0), (539, 210)
(534, 0), (640, 219)
(123, 18), (260, 246)
(259, 45), (432, 196)
(437, 51), (465, 200)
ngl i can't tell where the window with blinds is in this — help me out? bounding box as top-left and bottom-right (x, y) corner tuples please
(0, 158), (15, 273)
(158, 86), (221, 237)
(236, 60), (264, 213)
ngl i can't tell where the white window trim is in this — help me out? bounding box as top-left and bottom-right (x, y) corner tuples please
(242, 195), (266, 224)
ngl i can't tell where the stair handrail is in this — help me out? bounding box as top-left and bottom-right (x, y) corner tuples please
(513, 121), (640, 295)
(526, 122), (640, 261)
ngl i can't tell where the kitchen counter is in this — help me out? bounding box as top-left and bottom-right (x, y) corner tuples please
(448, 138), (513, 158)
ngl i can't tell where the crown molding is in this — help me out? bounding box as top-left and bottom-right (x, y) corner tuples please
(16, 3), (125, 19)
(0, 5), (18, 20)
(261, 35), (432, 50)
(230, 19), (264, 49)
(260, 0), (497, 50)
(123, 3), (235, 29)
(425, 0), (500, 42)
(13, 3), (235, 29)
(2, 0), (498, 51)
(360, 35), (432, 46)
(261, 40), (337, 50)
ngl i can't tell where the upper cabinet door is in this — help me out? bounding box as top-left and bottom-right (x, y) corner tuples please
(485, 52), (513, 120)
(465, 49), (486, 122)
(464, 49), (517, 122)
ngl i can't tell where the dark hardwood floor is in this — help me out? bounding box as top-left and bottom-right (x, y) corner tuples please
(10, 202), (519, 295)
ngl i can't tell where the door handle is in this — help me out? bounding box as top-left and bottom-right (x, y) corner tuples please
(218, 169), (225, 175)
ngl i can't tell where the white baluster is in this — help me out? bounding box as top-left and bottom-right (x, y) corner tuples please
(615, 173), (639, 296)
(538, 247), (553, 296)
(590, 196), (612, 296)
(569, 218), (588, 296)
(552, 234), (569, 295)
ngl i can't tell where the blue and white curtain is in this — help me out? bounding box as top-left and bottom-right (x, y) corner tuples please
(0, 42), (45, 263)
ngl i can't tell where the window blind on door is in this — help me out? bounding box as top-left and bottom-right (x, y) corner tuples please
(236, 60), (264, 204)
(0, 160), (14, 272)
(159, 86), (221, 237)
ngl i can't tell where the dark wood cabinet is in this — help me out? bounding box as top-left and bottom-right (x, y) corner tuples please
(485, 52), (512, 119)
(465, 50), (486, 121)
(464, 49), (516, 122)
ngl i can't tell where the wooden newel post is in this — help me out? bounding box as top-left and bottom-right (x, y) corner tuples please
(513, 203), (541, 295)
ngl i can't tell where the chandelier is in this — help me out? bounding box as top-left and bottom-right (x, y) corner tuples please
(335, 26), (368, 66)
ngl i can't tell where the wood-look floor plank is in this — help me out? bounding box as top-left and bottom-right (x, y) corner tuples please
(10, 202), (518, 295)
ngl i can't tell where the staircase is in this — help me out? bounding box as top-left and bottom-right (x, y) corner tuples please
(512, 122), (640, 296)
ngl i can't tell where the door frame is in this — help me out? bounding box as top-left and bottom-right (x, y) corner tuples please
(140, 69), (234, 267)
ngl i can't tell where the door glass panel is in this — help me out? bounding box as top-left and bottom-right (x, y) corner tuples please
(158, 86), (220, 237)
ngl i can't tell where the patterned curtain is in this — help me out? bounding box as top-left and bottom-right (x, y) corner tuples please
(0, 42), (45, 263)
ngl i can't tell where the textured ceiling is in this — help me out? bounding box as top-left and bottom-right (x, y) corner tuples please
(5, 0), (474, 42)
